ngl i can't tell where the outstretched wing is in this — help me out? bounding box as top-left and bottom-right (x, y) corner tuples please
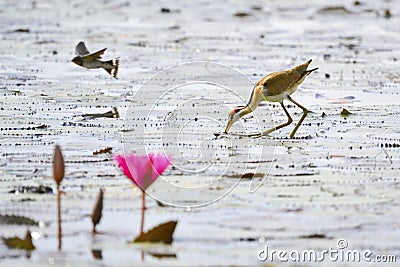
(83, 48), (107, 60)
(75, 41), (90, 56)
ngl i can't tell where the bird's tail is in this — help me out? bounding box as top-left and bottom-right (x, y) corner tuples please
(103, 58), (119, 79)
(306, 67), (319, 74)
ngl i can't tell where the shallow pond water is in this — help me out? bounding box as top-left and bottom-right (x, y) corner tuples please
(1, 0), (400, 266)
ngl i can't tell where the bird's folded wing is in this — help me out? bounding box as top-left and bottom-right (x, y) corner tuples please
(257, 70), (300, 96)
(75, 41), (90, 56)
(84, 48), (107, 60)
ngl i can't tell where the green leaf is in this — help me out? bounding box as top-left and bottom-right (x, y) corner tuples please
(3, 230), (35, 251)
(0, 215), (38, 226)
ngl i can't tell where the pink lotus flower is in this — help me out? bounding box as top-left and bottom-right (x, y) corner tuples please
(114, 153), (171, 235)
(114, 153), (170, 191)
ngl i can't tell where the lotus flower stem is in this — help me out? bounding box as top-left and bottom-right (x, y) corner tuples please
(53, 145), (64, 251)
(140, 190), (145, 235)
(57, 184), (62, 250)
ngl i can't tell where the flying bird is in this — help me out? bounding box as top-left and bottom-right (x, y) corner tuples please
(71, 41), (119, 79)
(225, 59), (318, 138)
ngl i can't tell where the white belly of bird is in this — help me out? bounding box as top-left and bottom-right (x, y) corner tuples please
(87, 61), (103, 69)
(263, 85), (299, 102)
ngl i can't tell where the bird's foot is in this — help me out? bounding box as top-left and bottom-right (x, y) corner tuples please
(220, 132), (263, 138)
(214, 132), (229, 139)
(247, 132), (262, 138)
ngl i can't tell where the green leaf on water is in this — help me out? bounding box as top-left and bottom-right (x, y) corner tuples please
(340, 108), (352, 117)
(3, 230), (35, 251)
(0, 215), (38, 226)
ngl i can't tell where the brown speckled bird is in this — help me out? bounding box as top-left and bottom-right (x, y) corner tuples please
(71, 41), (119, 79)
(225, 60), (318, 138)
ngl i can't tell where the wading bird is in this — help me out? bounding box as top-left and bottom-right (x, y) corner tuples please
(224, 60), (318, 138)
(71, 41), (119, 79)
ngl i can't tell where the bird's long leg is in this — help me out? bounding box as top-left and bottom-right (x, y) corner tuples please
(287, 95), (308, 138)
(262, 101), (293, 136)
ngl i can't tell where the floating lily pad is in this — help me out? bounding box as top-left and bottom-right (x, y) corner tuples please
(317, 6), (353, 14)
(91, 249), (102, 259)
(81, 107), (119, 119)
(300, 233), (329, 239)
(3, 230), (35, 251)
(93, 147), (112, 155)
(148, 252), (177, 259)
(340, 108), (352, 117)
(9, 185), (53, 194)
(224, 173), (265, 179)
(234, 12), (251, 17)
(133, 221), (177, 244)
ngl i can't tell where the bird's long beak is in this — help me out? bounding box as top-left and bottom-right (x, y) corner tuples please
(224, 120), (234, 134)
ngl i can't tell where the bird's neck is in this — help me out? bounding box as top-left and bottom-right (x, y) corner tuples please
(237, 105), (253, 118)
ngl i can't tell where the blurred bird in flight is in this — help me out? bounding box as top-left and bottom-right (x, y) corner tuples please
(71, 41), (119, 79)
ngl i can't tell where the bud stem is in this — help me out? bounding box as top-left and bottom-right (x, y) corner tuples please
(57, 184), (62, 250)
(140, 190), (145, 235)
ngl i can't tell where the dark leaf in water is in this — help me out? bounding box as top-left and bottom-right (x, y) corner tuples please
(317, 6), (353, 14)
(384, 9), (391, 19)
(234, 12), (251, 17)
(323, 54), (331, 60)
(0, 215), (38, 226)
(241, 173), (263, 179)
(251, 6), (263, 11)
(128, 41), (148, 47)
(300, 233), (328, 239)
(81, 107), (119, 119)
(133, 221), (178, 244)
(9, 185), (53, 194)
(148, 252), (177, 259)
(91, 189), (104, 233)
(13, 28), (30, 33)
(155, 199), (169, 207)
(340, 108), (352, 117)
(3, 230), (35, 251)
(53, 145), (65, 185)
(20, 198), (36, 202)
(285, 208), (303, 213)
(35, 124), (48, 129)
(224, 173), (265, 179)
(238, 237), (258, 242)
(91, 249), (103, 259)
(93, 147), (112, 155)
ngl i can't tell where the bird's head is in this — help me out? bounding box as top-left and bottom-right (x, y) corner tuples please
(224, 106), (245, 134)
(71, 56), (83, 66)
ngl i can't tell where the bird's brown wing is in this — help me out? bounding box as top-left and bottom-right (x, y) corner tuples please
(75, 41), (90, 56)
(83, 48), (107, 60)
(256, 70), (301, 96)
